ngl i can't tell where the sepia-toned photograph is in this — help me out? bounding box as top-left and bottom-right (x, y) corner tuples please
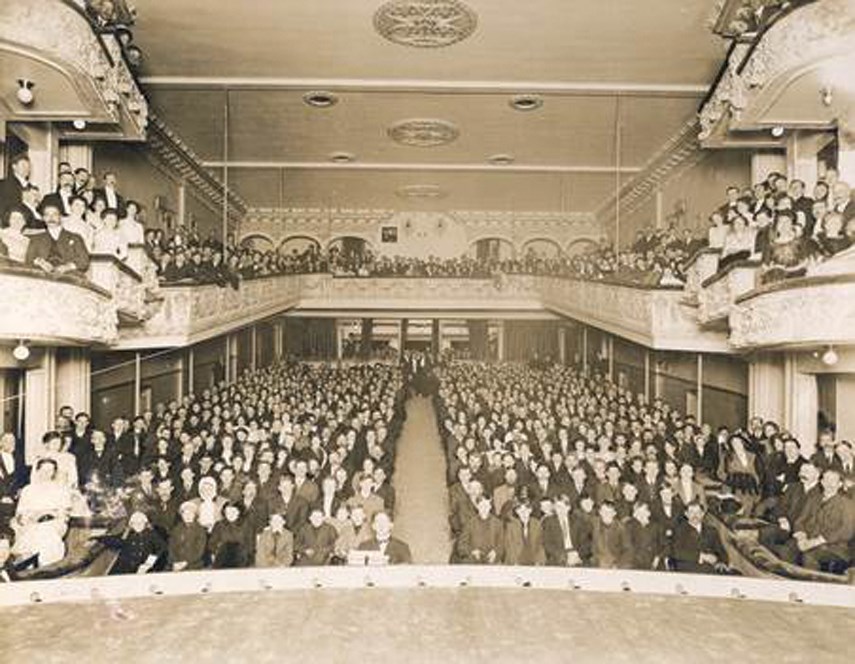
(0, 1), (854, 662)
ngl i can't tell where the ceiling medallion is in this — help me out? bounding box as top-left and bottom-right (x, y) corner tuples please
(396, 184), (447, 200)
(374, 0), (478, 48)
(388, 118), (459, 147)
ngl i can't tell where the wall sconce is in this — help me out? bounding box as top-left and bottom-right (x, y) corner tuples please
(12, 341), (30, 362)
(821, 86), (833, 107)
(16, 79), (34, 105)
(821, 346), (839, 367)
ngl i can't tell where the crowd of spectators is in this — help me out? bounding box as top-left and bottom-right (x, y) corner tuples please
(0, 361), (412, 578)
(436, 361), (854, 574)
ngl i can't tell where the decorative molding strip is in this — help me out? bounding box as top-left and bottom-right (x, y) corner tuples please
(201, 161), (642, 174)
(146, 113), (248, 222)
(698, 0), (855, 141)
(596, 119), (704, 226)
(138, 76), (709, 98)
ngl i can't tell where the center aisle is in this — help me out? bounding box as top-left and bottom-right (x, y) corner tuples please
(391, 395), (452, 564)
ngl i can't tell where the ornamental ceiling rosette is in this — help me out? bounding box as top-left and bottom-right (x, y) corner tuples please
(374, 0), (478, 48)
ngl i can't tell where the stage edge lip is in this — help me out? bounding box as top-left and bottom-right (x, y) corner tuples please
(1, 565), (853, 609)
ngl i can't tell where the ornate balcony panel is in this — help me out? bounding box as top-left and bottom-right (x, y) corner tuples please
(540, 277), (730, 352)
(730, 274), (855, 349)
(0, 0), (148, 138)
(698, 261), (762, 325)
(683, 248), (722, 306)
(699, 0), (855, 143)
(0, 264), (117, 344)
(297, 275), (547, 317)
(114, 274), (303, 349)
(87, 255), (147, 321)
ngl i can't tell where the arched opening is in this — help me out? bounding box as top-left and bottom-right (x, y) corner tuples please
(279, 235), (322, 258)
(521, 237), (563, 259)
(239, 234), (274, 252)
(327, 236), (371, 260)
(565, 237), (600, 256)
(469, 237), (515, 261)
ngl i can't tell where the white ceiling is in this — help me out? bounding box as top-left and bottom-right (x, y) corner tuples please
(132, 0), (726, 212)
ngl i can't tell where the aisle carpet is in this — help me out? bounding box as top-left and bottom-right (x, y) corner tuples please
(391, 395), (452, 564)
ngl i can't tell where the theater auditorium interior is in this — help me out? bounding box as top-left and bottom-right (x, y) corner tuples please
(1, 1), (854, 662)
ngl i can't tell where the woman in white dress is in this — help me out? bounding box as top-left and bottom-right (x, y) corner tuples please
(33, 430), (79, 489)
(92, 207), (129, 261)
(117, 199), (145, 246)
(13, 458), (72, 566)
(0, 208), (30, 262)
(62, 195), (94, 251)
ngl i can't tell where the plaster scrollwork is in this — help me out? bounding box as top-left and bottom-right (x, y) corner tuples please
(0, 0), (149, 136)
(699, 0), (855, 141)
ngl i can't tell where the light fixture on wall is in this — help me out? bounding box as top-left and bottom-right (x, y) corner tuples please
(12, 341), (30, 362)
(821, 346), (839, 366)
(770, 125), (785, 138)
(72, 119), (87, 130)
(16, 79), (34, 105)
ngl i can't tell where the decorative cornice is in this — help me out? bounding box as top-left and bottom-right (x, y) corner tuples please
(596, 119), (704, 227)
(0, 0), (148, 137)
(699, 0), (855, 141)
(146, 113), (248, 222)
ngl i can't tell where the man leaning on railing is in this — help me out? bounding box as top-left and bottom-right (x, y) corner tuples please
(24, 201), (90, 276)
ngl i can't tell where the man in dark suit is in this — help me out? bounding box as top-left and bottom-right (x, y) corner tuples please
(357, 511), (412, 564)
(0, 154), (30, 222)
(24, 201), (89, 274)
(268, 474), (310, 533)
(92, 171), (125, 217)
(759, 463), (821, 552)
(542, 493), (591, 566)
(0, 433), (23, 529)
(623, 502), (665, 570)
(671, 501), (729, 573)
(78, 429), (120, 489)
(503, 500), (546, 565)
(19, 185), (45, 233)
(454, 495), (503, 564)
(40, 171), (76, 217)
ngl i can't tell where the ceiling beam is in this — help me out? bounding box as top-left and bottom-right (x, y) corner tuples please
(140, 76), (708, 98)
(201, 161), (644, 174)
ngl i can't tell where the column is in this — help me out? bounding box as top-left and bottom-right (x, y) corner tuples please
(607, 337), (615, 381)
(696, 354), (704, 422)
(837, 124), (855, 186)
(177, 181), (187, 226)
(431, 319), (440, 361)
(251, 325), (258, 371)
(335, 321), (344, 361)
(786, 130), (831, 191)
(496, 321), (506, 362)
(54, 348), (91, 415)
(24, 348), (57, 465)
(273, 321), (283, 361)
(557, 326), (566, 365)
(397, 319), (404, 360)
(581, 326), (588, 374)
(133, 352), (142, 416)
(12, 122), (59, 193)
(58, 143), (93, 172)
(748, 352), (786, 425)
(644, 350), (651, 401)
(187, 348), (195, 396)
(751, 151), (786, 185)
(784, 354), (819, 457)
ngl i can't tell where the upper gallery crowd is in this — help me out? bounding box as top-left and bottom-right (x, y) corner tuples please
(2, 156), (852, 290)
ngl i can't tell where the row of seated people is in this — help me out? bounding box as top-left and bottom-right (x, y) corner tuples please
(435, 361), (855, 574)
(706, 171), (855, 284)
(0, 361), (412, 579)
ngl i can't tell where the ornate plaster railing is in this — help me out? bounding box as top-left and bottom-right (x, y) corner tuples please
(539, 277), (731, 352)
(0, 0), (148, 138)
(0, 263), (118, 344)
(86, 254), (147, 321)
(698, 260), (762, 325)
(730, 273), (855, 349)
(112, 274), (304, 349)
(683, 248), (723, 306)
(297, 274), (546, 315)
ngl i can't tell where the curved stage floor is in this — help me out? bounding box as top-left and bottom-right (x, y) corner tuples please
(3, 586), (853, 663)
